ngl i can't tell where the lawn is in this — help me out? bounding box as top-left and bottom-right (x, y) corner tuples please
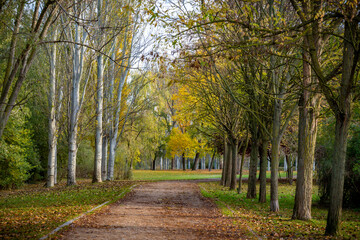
(199, 182), (360, 239)
(132, 169), (223, 180)
(132, 169), (291, 181)
(0, 180), (134, 239)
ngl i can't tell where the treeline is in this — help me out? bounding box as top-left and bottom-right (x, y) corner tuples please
(150, 0), (360, 236)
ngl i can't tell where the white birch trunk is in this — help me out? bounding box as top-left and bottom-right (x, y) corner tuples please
(93, 0), (104, 182)
(54, 144), (58, 184)
(107, 48), (116, 180)
(68, 15), (85, 186)
(47, 29), (57, 188)
(93, 53), (103, 183)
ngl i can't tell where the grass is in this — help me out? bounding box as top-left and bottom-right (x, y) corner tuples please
(0, 180), (134, 239)
(132, 169), (223, 180)
(199, 182), (360, 239)
(132, 169), (291, 181)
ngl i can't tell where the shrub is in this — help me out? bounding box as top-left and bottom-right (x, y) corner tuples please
(0, 109), (39, 189)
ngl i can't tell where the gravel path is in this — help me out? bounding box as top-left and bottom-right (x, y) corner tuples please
(60, 181), (251, 239)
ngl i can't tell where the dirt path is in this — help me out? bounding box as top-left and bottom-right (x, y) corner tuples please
(60, 181), (251, 239)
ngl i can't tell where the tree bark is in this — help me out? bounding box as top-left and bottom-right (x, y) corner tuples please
(107, 49), (116, 180)
(221, 139), (227, 186)
(225, 141), (232, 187)
(192, 152), (200, 170)
(286, 155), (293, 185)
(47, 29), (57, 188)
(208, 150), (215, 171)
(93, 0), (104, 183)
(68, 14), (86, 186)
(152, 153), (157, 170)
(171, 157), (175, 170)
(68, 31), (81, 186)
(325, 20), (356, 235)
(101, 135), (108, 181)
(93, 53), (103, 183)
(230, 138), (238, 190)
(182, 153), (186, 171)
(247, 136), (258, 199)
(270, 98), (282, 212)
(259, 139), (268, 203)
(293, 46), (320, 219)
(238, 133), (249, 194)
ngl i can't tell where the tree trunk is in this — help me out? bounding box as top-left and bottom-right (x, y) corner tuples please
(47, 30), (57, 188)
(259, 139), (268, 203)
(208, 150), (215, 171)
(221, 139), (227, 186)
(101, 135), (108, 181)
(292, 40), (320, 219)
(325, 20), (356, 235)
(230, 138), (238, 190)
(286, 155), (293, 185)
(247, 137), (258, 199)
(152, 153), (157, 170)
(192, 152), (200, 170)
(182, 153), (186, 171)
(68, 20), (84, 186)
(93, 53), (103, 183)
(54, 145), (58, 185)
(238, 133), (249, 194)
(225, 141), (232, 187)
(270, 98), (282, 212)
(107, 49), (116, 180)
(171, 157), (175, 170)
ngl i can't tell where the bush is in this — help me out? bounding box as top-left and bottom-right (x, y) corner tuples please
(0, 109), (39, 189)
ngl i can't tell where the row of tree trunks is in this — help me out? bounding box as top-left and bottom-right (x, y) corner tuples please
(220, 136), (238, 190)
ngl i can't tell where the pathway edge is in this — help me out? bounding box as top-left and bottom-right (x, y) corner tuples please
(39, 184), (137, 240)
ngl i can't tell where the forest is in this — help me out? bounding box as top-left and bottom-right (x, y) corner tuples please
(0, 0), (360, 238)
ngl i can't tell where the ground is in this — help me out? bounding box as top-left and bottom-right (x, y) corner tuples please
(60, 181), (252, 239)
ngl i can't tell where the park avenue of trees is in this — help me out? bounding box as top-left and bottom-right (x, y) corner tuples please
(0, 0), (360, 237)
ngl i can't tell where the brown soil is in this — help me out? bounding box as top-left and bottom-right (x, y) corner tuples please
(60, 181), (252, 240)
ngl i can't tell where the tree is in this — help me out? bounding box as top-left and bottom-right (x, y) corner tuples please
(47, 27), (63, 188)
(290, 0), (360, 235)
(0, 0), (59, 139)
